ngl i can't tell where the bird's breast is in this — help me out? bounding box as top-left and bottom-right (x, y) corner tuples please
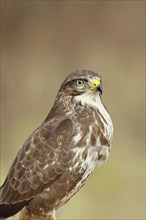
(71, 108), (113, 167)
(58, 104), (113, 205)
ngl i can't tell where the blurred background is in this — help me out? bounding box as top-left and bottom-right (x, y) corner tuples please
(1, 1), (145, 219)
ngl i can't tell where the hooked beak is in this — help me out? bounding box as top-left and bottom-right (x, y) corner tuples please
(89, 79), (102, 95)
(96, 84), (102, 95)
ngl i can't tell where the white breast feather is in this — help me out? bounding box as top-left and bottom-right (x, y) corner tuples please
(75, 91), (113, 142)
(59, 91), (113, 206)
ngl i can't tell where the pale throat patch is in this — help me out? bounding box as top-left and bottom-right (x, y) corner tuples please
(74, 90), (114, 139)
(75, 90), (102, 108)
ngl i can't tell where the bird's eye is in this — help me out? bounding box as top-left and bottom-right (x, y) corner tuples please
(76, 80), (85, 87)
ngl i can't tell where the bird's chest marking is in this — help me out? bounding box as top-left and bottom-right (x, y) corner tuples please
(73, 124), (97, 147)
(70, 122), (110, 187)
(59, 147), (97, 206)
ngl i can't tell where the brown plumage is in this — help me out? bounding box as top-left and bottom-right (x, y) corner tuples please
(0, 69), (113, 220)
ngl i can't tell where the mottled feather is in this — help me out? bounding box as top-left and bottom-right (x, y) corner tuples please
(0, 118), (73, 217)
(0, 69), (113, 220)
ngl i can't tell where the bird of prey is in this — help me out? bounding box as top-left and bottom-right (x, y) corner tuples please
(0, 69), (113, 220)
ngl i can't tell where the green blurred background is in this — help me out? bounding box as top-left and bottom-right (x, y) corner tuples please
(1, 1), (145, 219)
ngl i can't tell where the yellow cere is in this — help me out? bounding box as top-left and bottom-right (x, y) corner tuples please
(90, 79), (100, 90)
(93, 79), (100, 86)
(84, 79), (100, 91)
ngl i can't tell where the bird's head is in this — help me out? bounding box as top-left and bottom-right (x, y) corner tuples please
(59, 69), (103, 108)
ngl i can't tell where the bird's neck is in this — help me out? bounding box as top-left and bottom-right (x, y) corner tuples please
(45, 92), (111, 131)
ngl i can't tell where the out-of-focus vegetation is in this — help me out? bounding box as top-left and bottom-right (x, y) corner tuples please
(1, 1), (145, 219)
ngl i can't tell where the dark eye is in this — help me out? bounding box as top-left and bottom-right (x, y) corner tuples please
(76, 80), (85, 87)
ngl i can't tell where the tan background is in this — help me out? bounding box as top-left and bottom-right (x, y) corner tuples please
(1, 1), (145, 219)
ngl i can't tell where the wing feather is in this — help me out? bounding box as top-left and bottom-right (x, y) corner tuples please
(0, 117), (73, 206)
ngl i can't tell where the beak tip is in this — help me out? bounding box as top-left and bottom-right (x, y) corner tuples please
(97, 85), (102, 94)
